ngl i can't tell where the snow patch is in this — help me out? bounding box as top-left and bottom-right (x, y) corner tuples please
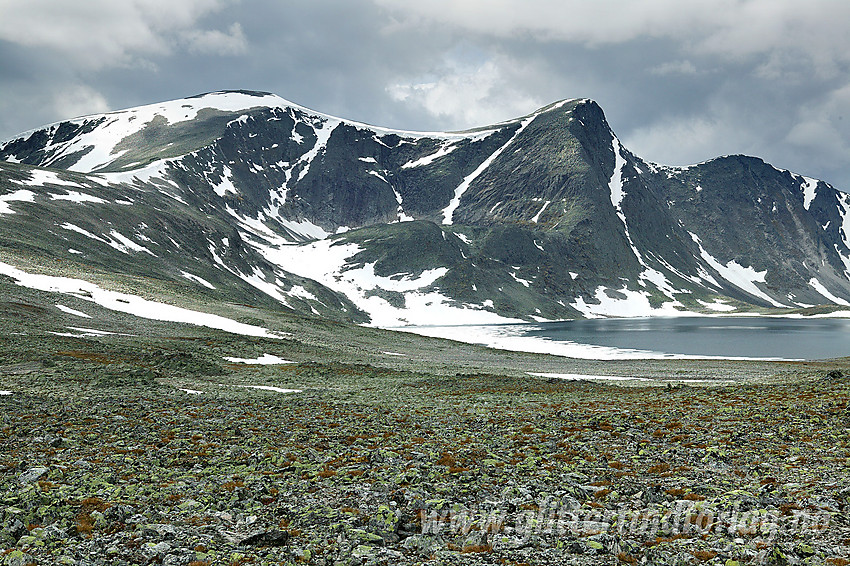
(224, 354), (294, 365)
(688, 232), (786, 308)
(277, 217), (329, 241)
(56, 304), (92, 318)
(529, 372), (652, 382)
(808, 278), (850, 306)
(230, 384), (302, 394)
(0, 261), (286, 339)
(255, 239), (523, 327)
(49, 191), (106, 204)
(401, 141), (458, 169)
(697, 299), (737, 312)
(609, 137), (627, 210)
(23, 169), (84, 188)
(799, 176), (819, 210)
(212, 165), (239, 197)
(0, 189), (36, 214)
(571, 286), (690, 318)
(441, 102), (569, 225)
(180, 271), (216, 290)
(295, 118), (335, 182)
(510, 271), (531, 287)
(287, 285), (316, 301)
(401, 324), (675, 360)
(108, 230), (157, 256)
(531, 200), (551, 223)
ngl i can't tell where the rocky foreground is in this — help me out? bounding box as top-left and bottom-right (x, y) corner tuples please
(1, 356), (849, 566)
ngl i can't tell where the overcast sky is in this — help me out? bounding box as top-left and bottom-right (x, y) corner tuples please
(2, 0), (849, 187)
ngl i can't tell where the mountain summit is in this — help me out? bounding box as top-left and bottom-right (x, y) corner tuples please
(2, 90), (850, 325)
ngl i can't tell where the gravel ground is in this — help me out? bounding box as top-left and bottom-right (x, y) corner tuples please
(1, 349), (849, 565)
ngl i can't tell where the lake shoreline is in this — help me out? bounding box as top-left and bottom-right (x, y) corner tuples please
(394, 315), (850, 361)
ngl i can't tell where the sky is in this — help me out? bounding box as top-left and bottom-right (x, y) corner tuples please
(2, 0), (850, 188)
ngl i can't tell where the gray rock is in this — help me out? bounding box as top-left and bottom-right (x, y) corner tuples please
(17, 466), (48, 484)
(402, 534), (443, 555)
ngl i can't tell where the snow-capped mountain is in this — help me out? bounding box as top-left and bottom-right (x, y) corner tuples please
(3, 89), (850, 326)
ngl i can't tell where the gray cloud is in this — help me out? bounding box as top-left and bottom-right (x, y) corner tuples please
(1, 0), (849, 189)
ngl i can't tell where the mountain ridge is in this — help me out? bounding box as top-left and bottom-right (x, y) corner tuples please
(2, 90), (850, 327)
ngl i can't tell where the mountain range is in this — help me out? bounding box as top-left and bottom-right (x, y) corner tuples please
(2, 89), (850, 329)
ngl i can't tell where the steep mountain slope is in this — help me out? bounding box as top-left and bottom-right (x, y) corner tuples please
(2, 90), (850, 326)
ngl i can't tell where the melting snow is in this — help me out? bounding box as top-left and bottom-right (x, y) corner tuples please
(256, 239), (523, 327)
(0, 189), (36, 214)
(510, 272), (531, 287)
(178, 388), (203, 395)
(799, 176), (819, 210)
(100, 158), (173, 185)
(224, 354), (294, 364)
(440, 102), (570, 225)
(212, 165), (239, 197)
(835, 193), (850, 279)
(688, 232), (786, 308)
(606, 137), (684, 302)
(529, 372), (652, 382)
(287, 285), (316, 301)
(0, 391), (12, 396)
(609, 137), (627, 210)
(697, 299), (737, 312)
(571, 286), (690, 318)
(180, 271), (216, 290)
(49, 191), (106, 204)
(61, 223), (110, 243)
(808, 278), (850, 306)
(61, 224), (155, 256)
(23, 169), (83, 188)
(401, 141), (459, 169)
(390, 187), (414, 222)
(402, 324), (678, 360)
(5, 90), (525, 181)
(368, 170), (389, 183)
(56, 304), (92, 318)
(0, 261), (286, 339)
(531, 200), (551, 223)
(295, 117), (335, 182)
(50, 327), (134, 337)
(108, 230), (157, 256)
(232, 385), (302, 394)
(276, 217), (329, 241)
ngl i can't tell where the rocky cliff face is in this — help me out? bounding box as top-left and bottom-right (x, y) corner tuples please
(2, 90), (850, 325)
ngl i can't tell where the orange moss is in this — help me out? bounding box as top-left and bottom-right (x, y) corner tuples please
(693, 550), (718, 561)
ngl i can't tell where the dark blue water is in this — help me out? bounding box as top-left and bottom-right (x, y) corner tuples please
(523, 317), (850, 360)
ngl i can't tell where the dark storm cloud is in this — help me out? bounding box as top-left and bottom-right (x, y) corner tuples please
(1, 0), (849, 188)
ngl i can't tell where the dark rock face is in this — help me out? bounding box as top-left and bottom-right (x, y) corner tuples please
(3, 91), (850, 322)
